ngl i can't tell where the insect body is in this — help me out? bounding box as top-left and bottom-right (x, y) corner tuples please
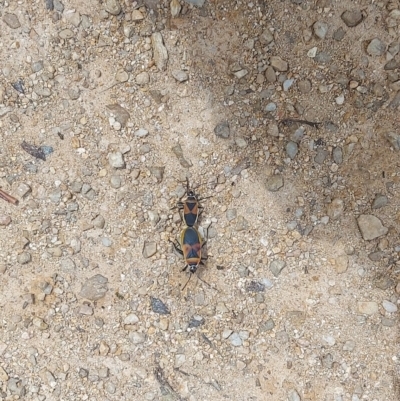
(177, 178), (205, 227)
(172, 226), (206, 274)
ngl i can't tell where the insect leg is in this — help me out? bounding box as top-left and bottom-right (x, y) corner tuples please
(169, 239), (183, 256)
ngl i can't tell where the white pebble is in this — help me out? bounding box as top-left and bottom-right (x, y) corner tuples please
(307, 47), (318, 58)
(335, 94), (345, 105)
(382, 300), (397, 313)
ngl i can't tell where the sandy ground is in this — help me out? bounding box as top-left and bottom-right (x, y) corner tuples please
(0, 0), (399, 400)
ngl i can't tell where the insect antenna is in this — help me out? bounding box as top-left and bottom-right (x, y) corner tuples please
(181, 273), (192, 291)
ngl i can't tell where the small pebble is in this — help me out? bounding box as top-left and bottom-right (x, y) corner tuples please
(143, 242), (157, 258)
(286, 141), (298, 159)
(214, 121), (230, 138)
(108, 152), (125, 169)
(18, 252), (31, 265)
(367, 38), (386, 56)
(382, 300), (397, 313)
(229, 332), (242, 346)
(172, 70), (189, 82)
(270, 259), (286, 277)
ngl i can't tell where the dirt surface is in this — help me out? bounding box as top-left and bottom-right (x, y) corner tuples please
(0, 0), (400, 400)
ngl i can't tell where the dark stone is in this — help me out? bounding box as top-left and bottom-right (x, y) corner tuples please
(150, 297), (170, 315)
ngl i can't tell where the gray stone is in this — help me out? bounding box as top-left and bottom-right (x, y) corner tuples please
(314, 148), (328, 164)
(3, 13), (21, 29)
(135, 128), (149, 137)
(335, 255), (348, 274)
(314, 51), (331, 64)
(270, 56), (288, 72)
(265, 174), (283, 192)
(17, 252), (31, 265)
(226, 209), (237, 221)
(31, 61), (44, 73)
(143, 241), (157, 258)
(16, 182), (32, 198)
(171, 0), (181, 17)
(92, 214), (106, 229)
(341, 10), (363, 27)
(381, 317), (396, 327)
(151, 297), (170, 314)
(184, 0), (205, 6)
(136, 72), (150, 85)
(105, 0), (121, 15)
(152, 32), (168, 71)
(80, 304), (93, 315)
(313, 21), (328, 39)
(110, 175), (121, 189)
(68, 87), (80, 100)
(286, 141), (298, 159)
(374, 276), (394, 290)
(79, 274), (109, 301)
(259, 29), (274, 45)
(129, 331), (146, 344)
(298, 79), (311, 93)
(332, 146), (343, 164)
(59, 29), (74, 39)
(7, 378), (25, 396)
(322, 353), (334, 369)
(131, 10), (144, 20)
(372, 194), (388, 209)
(149, 166), (164, 182)
(357, 214), (388, 240)
(270, 259), (286, 277)
(124, 313), (139, 324)
(229, 332), (242, 346)
(327, 198), (344, 220)
(54, 0), (64, 12)
(260, 318), (275, 331)
(108, 152), (125, 169)
(0, 215), (12, 226)
(60, 258), (76, 271)
(358, 301), (378, 315)
(386, 132), (400, 150)
(234, 69), (248, 79)
(49, 188), (62, 203)
(102, 237), (112, 247)
(265, 102), (277, 112)
(367, 38), (386, 56)
(291, 127), (305, 143)
(287, 389), (301, 401)
(382, 300), (397, 313)
(214, 121), (230, 138)
(283, 79), (294, 91)
(172, 70), (189, 82)
(384, 59), (400, 70)
(333, 27), (346, 41)
(342, 340), (356, 351)
(265, 66), (276, 82)
(171, 144), (192, 168)
(389, 91), (400, 109)
(45, 0), (54, 10)
(235, 215), (249, 231)
(106, 104), (130, 127)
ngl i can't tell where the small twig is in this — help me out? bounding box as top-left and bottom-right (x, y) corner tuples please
(279, 118), (322, 129)
(100, 81), (123, 93)
(0, 188), (19, 205)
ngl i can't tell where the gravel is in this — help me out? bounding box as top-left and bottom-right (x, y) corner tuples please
(1, 2), (399, 400)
